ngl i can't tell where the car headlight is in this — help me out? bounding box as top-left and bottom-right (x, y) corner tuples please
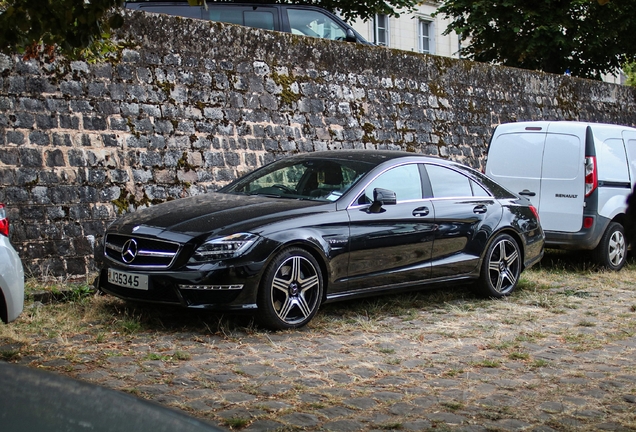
(189, 233), (257, 263)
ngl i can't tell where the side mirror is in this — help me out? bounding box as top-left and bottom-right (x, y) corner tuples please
(368, 188), (396, 213)
(374, 188), (397, 205)
(345, 28), (357, 43)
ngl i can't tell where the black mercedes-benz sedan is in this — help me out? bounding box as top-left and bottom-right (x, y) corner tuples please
(95, 150), (544, 329)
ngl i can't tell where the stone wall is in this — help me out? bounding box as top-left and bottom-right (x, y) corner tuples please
(1, 10), (636, 279)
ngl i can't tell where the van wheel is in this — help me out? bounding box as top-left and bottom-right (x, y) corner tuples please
(594, 222), (627, 271)
(476, 233), (521, 297)
(256, 248), (323, 330)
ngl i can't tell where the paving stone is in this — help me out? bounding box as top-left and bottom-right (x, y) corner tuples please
(183, 399), (220, 412)
(244, 419), (285, 431)
(137, 384), (171, 396)
(491, 419), (533, 430)
(343, 397), (377, 410)
(595, 422), (635, 431)
(256, 400), (292, 411)
(402, 419), (433, 431)
(573, 409), (606, 419)
(280, 412), (320, 428)
(529, 426), (559, 432)
(387, 402), (419, 416)
(328, 372), (354, 383)
(373, 391), (404, 402)
(318, 405), (355, 418)
(411, 396), (438, 408)
(216, 407), (265, 420)
(623, 394), (636, 403)
(222, 392), (257, 403)
(475, 393), (520, 408)
(539, 401), (567, 413)
(562, 396), (590, 406)
(321, 419), (365, 431)
(425, 412), (468, 425)
(376, 376), (409, 386)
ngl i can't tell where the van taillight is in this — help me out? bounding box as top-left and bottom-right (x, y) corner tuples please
(584, 156), (598, 197)
(0, 204), (8, 237)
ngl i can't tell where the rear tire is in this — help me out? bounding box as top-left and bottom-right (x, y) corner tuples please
(476, 233), (521, 297)
(257, 247), (323, 330)
(593, 222), (626, 271)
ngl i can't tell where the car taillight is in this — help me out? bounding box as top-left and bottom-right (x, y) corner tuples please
(529, 205), (540, 221)
(584, 156), (598, 197)
(0, 203), (8, 237)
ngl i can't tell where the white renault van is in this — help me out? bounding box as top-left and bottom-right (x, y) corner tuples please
(485, 121), (636, 270)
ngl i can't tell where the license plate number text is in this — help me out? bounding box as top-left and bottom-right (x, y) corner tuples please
(108, 269), (149, 290)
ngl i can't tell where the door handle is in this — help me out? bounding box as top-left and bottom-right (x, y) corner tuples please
(519, 189), (536, 197)
(473, 205), (488, 214)
(412, 207), (429, 217)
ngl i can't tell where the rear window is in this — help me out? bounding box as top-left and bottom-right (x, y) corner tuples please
(488, 132), (544, 179)
(542, 133), (581, 180)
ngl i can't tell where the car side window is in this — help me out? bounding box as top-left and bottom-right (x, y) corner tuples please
(426, 164), (475, 198)
(138, 4), (202, 19)
(206, 7), (275, 30)
(287, 8), (347, 41)
(471, 180), (491, 197)
(244, 11), (275, 31)
(361, 164), (422, 203)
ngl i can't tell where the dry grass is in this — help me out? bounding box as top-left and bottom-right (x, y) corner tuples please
(2, 250), (636, 430)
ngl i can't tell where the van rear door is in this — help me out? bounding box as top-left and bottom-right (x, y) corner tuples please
(486, 122), (546, 208)
(540, 123), (586, 232)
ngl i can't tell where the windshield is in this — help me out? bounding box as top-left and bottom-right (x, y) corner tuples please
(219, 158), (375, 202)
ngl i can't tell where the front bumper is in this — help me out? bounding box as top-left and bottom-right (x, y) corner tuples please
(95, 265), (262, 311)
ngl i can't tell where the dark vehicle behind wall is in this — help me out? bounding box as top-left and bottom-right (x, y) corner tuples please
(95, 151), (544, 330)
(124, 1), (372, 44)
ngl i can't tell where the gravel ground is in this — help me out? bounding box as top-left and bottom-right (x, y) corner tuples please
(1, 252), (636, 431)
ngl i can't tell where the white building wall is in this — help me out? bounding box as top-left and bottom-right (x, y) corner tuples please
(348, 2), (461, 58)
(346, 2), (625, 85)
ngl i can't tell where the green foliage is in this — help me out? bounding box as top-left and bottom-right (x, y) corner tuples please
(624, 61), (636, 86)
(434, 0), (636, 80)
(0, 0), (124, 57)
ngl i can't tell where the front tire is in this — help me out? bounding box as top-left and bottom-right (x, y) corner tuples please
(257, 248), (323, 330)
(476, 233), (521, 297)
(593, 222), (626, 271)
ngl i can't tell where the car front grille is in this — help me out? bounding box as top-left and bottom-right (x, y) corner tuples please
(104, 234), (181, 269)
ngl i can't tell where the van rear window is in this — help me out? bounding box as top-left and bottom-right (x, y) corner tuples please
(488, 132), (544, 178)
(543, 134), (581, 180)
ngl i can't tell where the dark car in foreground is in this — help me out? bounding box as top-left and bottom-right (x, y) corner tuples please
(0, 362), (223, 432)
(95, 151), (544, 329)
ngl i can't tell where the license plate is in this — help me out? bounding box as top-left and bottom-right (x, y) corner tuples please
(107, 269), (149, 290)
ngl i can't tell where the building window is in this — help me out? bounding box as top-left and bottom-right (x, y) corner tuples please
(418, 19), (432, 54)
(375, 14), (389, 46)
